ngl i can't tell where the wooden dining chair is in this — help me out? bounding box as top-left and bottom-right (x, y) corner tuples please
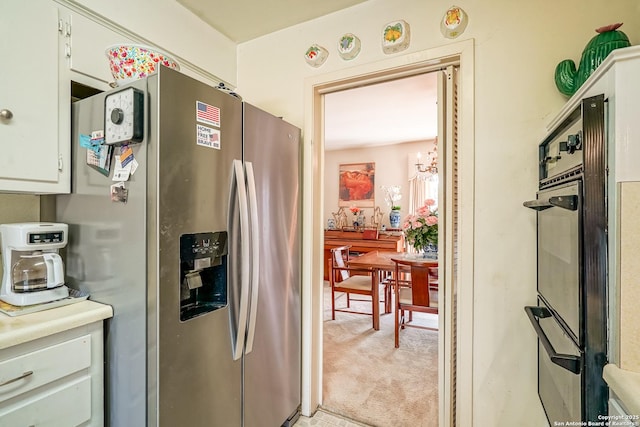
(392, 258), (439, 348)
(428, 266), (439, 291)
(329, 245), (379, 328)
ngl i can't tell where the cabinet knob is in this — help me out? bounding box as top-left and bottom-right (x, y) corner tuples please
(0, 109), (14, 120)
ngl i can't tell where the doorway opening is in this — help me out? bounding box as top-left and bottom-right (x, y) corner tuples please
(321, 71), (441, 425)
(302, 40), (475, 427)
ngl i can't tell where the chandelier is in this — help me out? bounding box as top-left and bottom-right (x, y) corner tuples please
(415, 139), (438, 180)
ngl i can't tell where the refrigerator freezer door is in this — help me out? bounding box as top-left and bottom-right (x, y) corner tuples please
(152, 68), (244, 427)
(57, 78), (151, 427)
(242, 104), (302, 426)
(59, 69), (246, 426)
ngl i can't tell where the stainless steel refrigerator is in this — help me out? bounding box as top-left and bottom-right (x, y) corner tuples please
(56, 67), (301, 427)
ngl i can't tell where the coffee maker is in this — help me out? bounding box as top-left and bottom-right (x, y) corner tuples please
(0, 222), (69, 306)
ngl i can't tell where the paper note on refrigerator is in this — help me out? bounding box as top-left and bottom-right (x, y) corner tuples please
(112, 155), (131, 181)
(86, 144), (114, 177)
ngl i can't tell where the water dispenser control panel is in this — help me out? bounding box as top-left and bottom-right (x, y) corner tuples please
(179, 231), (228, 321)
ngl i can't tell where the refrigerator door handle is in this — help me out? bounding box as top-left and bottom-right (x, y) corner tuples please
(244, 162), (260, 354)
(230, 159), (251, 361)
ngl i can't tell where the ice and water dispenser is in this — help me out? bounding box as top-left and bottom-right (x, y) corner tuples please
(179, 231), (227, 321)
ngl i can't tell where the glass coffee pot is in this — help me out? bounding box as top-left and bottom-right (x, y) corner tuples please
(11, 251), (65, 293)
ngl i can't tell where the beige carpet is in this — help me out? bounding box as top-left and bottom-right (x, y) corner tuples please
(322, 283), (439, 427)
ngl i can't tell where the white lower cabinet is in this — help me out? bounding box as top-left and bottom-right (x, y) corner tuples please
(0, 321), (106, 426)
(1, 376), (91, 427)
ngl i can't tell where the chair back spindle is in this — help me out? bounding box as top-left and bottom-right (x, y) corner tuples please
(409, 265), (431, 307)
(333, 248), (350, 282)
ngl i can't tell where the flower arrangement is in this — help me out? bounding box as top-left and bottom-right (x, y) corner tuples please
(381, 185), (402, 210)
(402, 199), (438, 252)
(349, 205), (362, 216)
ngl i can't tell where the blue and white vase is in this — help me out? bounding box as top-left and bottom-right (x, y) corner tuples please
(389, 209), (401, 229)
(422, 243), (438, 259)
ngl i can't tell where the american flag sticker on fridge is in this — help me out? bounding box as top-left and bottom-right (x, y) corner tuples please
(196, 101), (220, 127)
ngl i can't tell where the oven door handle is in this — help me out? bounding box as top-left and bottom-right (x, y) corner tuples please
(524, 306), (582, 375)
(522, 195), (578, 211)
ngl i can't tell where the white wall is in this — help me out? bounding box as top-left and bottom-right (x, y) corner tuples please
(324, 141), (428, 228)
(72, 0), (238, 85)
(0, 195), (41, 280)
(237, 0), (640, 425)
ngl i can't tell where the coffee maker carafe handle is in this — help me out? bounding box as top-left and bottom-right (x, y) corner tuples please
(43, 253), (64, 289)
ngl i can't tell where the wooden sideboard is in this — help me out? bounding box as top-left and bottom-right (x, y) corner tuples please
(323, 230), (405, 280)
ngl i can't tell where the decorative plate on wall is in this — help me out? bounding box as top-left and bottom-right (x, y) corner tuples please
(382, 20), (411, 54)
(304, 44), (329, 68)
(338, 33), (361, 60)
(440, 6), (468, 39)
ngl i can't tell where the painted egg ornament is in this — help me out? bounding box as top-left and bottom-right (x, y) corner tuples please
(338, 33), (361, 60)
(382, 20), (411, 54)
(304, 44), (329, 68)
(441, 6), (468, 39)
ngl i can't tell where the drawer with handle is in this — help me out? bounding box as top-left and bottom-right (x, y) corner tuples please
(0, 375), (91, 426)
(0, 335), (91, 403)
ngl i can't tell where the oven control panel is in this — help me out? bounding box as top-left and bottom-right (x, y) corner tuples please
(539, 107), (583, 183)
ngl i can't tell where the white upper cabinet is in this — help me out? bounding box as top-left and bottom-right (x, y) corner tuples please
(67, 11), (133, 90)
(0, 0), (227, 195)
(0, 0), (70, 193)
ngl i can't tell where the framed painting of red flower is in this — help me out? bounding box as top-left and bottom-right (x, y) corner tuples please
(338, 162), (375, 208)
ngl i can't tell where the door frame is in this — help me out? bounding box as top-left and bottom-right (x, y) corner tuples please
(301, 39), (475, 426)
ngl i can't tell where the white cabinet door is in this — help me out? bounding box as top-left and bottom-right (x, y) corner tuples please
(0, 318), (108, 426)
(67, 9), (134, 90)
(0, 0), (69, 193)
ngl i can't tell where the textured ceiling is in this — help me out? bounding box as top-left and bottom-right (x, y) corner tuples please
(175, 0), (368, 43)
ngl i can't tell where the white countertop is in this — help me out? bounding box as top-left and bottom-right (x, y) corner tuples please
(0, 300), (113, 350)
(603, 364), (640, 416)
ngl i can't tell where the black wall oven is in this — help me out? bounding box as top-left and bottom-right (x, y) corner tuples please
(524, 95), (608, 424)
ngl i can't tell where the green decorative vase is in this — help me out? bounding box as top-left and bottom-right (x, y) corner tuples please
(555, 23), (630, 97)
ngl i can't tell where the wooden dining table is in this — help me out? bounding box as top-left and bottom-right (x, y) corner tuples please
(347, 250), (438, 330)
